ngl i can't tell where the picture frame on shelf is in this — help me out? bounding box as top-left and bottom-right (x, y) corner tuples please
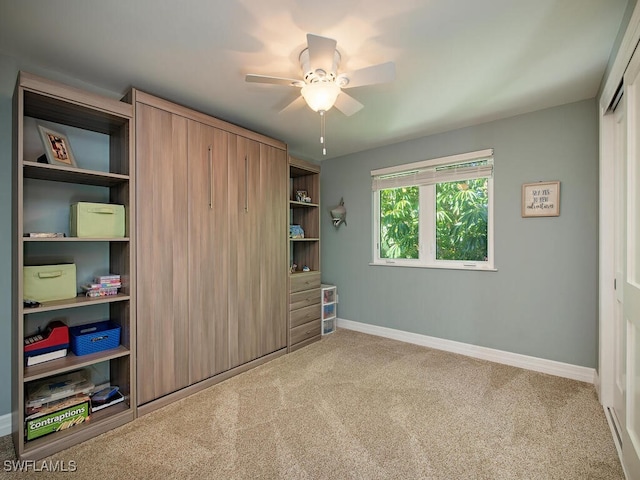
(521, 181), (560, 217)
(289, 225), (304, 239)
(296, 190), (308, 202)
(37, 124), (77, 168)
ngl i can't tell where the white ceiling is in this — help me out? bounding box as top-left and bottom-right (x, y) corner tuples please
(0, 0), (629, 160)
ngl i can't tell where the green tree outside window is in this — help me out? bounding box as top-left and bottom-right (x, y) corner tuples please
(436, 179), (488, 261)
(379, 186), (419, 259)
(379, 179), (488, 262)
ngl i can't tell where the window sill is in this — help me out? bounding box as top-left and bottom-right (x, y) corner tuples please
(369, 261), (498, 272)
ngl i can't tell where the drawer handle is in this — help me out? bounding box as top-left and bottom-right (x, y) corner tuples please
(245, 155), (249, 213)
(87, 207), (115, 214)
(37, 271), (63, 279)
(208, 145), (213, 210)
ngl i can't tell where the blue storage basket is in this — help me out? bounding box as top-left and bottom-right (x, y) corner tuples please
(69, 321), (121, 356)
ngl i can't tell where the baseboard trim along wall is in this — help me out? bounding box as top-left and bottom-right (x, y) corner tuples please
(0, 413), (11, 437)
(337, 318), (596, 384)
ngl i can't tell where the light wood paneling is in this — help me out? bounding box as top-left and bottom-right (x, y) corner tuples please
(135, 90), (287, 407)
(229, 136), (261, 367)
(134, 90), (286, 150)
(290, 304), (321, 329)
(290, 288), (321, 310)
(260, 144), (288, 355)
(288, 157), (321, 351)
(136, 104), (189, 405)
(290, 319), (322, 345)
(229, 139), (287, 367)
(23, 161), (129, 186)
(20, 72), (133, 122)
(290, 271), (321, 293)
(188, 120), (230, 383)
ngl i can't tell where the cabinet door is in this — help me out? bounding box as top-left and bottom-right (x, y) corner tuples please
(136, 103), (189, 405)
(229, 139), (287, 366)
(259, 144), (288, 354)
(188, 120), (230, 383)
(229, 136), (261, 366)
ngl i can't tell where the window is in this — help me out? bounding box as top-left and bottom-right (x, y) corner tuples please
(372, 149), (494, 270)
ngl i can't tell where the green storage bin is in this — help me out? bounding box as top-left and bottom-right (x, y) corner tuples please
(24, 264), (77, 302)
(70, 202), (125, 238)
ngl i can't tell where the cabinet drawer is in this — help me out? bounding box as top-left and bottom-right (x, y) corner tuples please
(290, 272), (321, 293)
(290, 319), (321, 345)
(290, 303), (321, 328)
(290, 288), (321, 310)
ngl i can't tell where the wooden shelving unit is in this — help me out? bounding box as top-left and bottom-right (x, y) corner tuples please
(288, 157), (322, 352)
(12, 72), (136, 460)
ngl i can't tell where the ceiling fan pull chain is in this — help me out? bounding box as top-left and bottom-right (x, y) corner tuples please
(320, 110), (327, 155)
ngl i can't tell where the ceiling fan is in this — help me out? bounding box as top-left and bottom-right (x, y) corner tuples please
(246, 33), (395, 154)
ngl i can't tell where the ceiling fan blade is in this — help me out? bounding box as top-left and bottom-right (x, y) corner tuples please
(279, 95), (307, 114)
(306, 33), (338, 74)
(334, 92), (364, 116)
(340, 61), (396, 89)
(245, 74), (302, 87)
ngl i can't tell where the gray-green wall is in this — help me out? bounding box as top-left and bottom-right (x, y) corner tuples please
(320, 99), (599, 368)
(0, 57), (16, 420)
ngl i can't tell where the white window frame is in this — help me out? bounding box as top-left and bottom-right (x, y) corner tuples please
(371, 149), (496, 271)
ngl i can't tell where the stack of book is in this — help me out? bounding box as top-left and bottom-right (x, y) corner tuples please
(82, 274), (121, 298)
(90, 386), (124, 412)
(25, 371), (95, 441)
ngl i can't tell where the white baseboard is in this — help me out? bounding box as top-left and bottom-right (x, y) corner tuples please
(0, 413), (11, 437)
(337, 318), (597, 384)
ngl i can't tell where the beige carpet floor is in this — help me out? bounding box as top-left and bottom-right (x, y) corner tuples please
(0, 329), (624, 479)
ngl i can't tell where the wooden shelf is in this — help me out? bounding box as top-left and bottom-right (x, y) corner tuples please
(22, 294), (130, 314)
(14, 71), (136, 461)
(289, 200), (319, 208)
(24, 346), (130, 381)
(290, 164), (319, 177)
(23, 237), (129, 242)
(22, 402), (132, 460)
(288, 156), (321, 352)
(22, 80), (131, 134)
(23, 161), (129, 186)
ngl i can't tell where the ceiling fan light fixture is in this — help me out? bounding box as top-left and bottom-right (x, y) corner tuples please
(246, 33), (395, 156)
(301, 82), (341, 112)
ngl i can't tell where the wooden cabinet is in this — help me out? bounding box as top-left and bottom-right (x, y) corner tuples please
(134, 91), (287, 411)
(187, 120), (230, 382)
(12, 72), (136, 460)
(135, 104), (189, 404)
(258, 143), (288, 355)
(229, 138), (288, 367)
(288, 157), (322, 351)
(229, 136), (259, 367)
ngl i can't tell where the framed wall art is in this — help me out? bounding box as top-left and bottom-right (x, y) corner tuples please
(38, 124), (77, 167)
(522, 181), (560, 217)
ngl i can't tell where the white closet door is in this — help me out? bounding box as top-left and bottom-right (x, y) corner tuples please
(613, 94), (627, 440)
(620, 45), (640, 478)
